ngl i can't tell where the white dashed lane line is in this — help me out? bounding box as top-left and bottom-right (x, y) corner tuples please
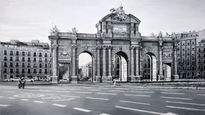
(97, 92), (117, 95)
(0, 104), (9, 107)
(8, 97), (16, 100)
(124, 94), (151, 97)
(120, 100), (150, 105)
(33, 100), (45, 104)
(166, 101), (205, 106)
(99, 113), (110, 115)
(197, 94), (205, 96)
(160, 96), (192, 100)
(161, 92), (184, 95)
(74, 91), (92, 94)
(85, 96), (109, 101)
(0, 96), (4, 98)
(52, 103), (67, 108)
(52, 97), (77, 102)
(129, 91), (154, 94)
(115, 105), (163, 115)
(73, 107), (91, 112)
(166, 105), (205, 112)
(21, 99), (29, 101)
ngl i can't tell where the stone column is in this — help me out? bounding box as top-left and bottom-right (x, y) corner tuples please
(108, 46), (112, 81)
(102, 46), (107, 81)
(130, 46), (135, 81)
(173, 46), (179, 80)
(71, 45), (77, 83)
(96, 47), (101, 82)
(158, 46), (163, 81)
(135, 46), (140, 79)
(51, 43), (58, 84)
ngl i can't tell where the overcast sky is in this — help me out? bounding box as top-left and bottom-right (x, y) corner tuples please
(0, 0), (205, 43)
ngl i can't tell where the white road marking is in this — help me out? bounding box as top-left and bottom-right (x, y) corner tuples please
(120, 100), (150, 105)
(52, 103), (67, 108)
(166, 105), (205, 111)
(0, 104), (9, 107)
(166, 101), (205, 106)
(69, 89), (80, 91)
(33, 101), (45, 104)
(97, 92), (117, 95)
(99, 113), (110, 115)
(53, 97), (77, 102)
(73, 107), (91, 112)
(161, 92), (184, 95)
(129, 91), (154, 94)
(197, 94), (205, 96)
(125, 94), (151, 97)
(8, 97), (15, 99)
(160, 96), (192, 100)
(21, 99), (29, 101)
(0, 96), (4, 98)
(85, 96), (109, 101)
(74, 91), (92, 94)
(108, 90), (124, 92)
(161, 112), (179, 115)
(115, 105), (163, 115)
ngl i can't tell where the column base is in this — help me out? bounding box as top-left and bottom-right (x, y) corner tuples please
(173, 74), (179, 80)
(95, 76), (102, 83)
(51, 76), (58, 84)
(157, 75), (164, 81)
(71, 76), (78, 84)
(102, 76), (112, 82)
(130, 75), (141, 82)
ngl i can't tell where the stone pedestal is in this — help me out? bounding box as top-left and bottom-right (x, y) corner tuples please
(173, 75), (179, 80)
(71, 76), (78, 84)
(95, 76), (102, 83)
(51, 76), (58, 84)
(102, 76), (112, 82)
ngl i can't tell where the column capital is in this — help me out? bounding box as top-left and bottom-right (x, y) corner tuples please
(51, 44), (58, 49)
(130, 45), (136, 50)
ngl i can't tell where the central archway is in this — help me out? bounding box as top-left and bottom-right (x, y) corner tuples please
(113, 52), (128, 82)
(78, 52), (93, 83)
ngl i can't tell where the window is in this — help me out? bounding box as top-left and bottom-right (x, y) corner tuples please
(22, 63), (25, 67)
(45, 69), (47, 74)
(22, 51), (25, 56)
(28, 57), (31, 62)
(27, 63), (31, 67)
(3, 69), (7, 73)
(16, 63), (19, 67)
(10, 51), (13, 55)
(45, 53), (47, 57)
(4, 62), (7, 67)
(10, 63), (13, 67)
(16, 69), (19, 74)
(33, 58), (36, 62)
(28, 69), (31, 74)
(45, 58), (48, 62)
(16, 57), (19, 61)
(22, 57), (25, 62)
(33, 69), (37, 73)
(4, 57), (7, 61)
(28, 52), (31, 56)
(10, 69), (13, 73)
(39, 58), (42, 62)
(10, 57), (13, 61)
(39, 69), (42, 73)
(22, 69), (25, 73)
(39, 53), (42, 57)
(16, 51), (19, 56)
(4, 50), (7, 55)
(45, 64), (47, 68)
(39, 64), (42, 68)
(34, 52), (36, 56)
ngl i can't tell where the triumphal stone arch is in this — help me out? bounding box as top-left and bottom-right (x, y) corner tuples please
(49, 6), (179, 84)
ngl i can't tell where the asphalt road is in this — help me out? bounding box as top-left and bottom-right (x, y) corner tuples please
(0, 84), (205, 115)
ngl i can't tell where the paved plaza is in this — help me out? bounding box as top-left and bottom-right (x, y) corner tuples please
(0, 84), (205, 115)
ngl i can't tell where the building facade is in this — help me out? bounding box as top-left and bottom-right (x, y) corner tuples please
(0, 40), (52, 81)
